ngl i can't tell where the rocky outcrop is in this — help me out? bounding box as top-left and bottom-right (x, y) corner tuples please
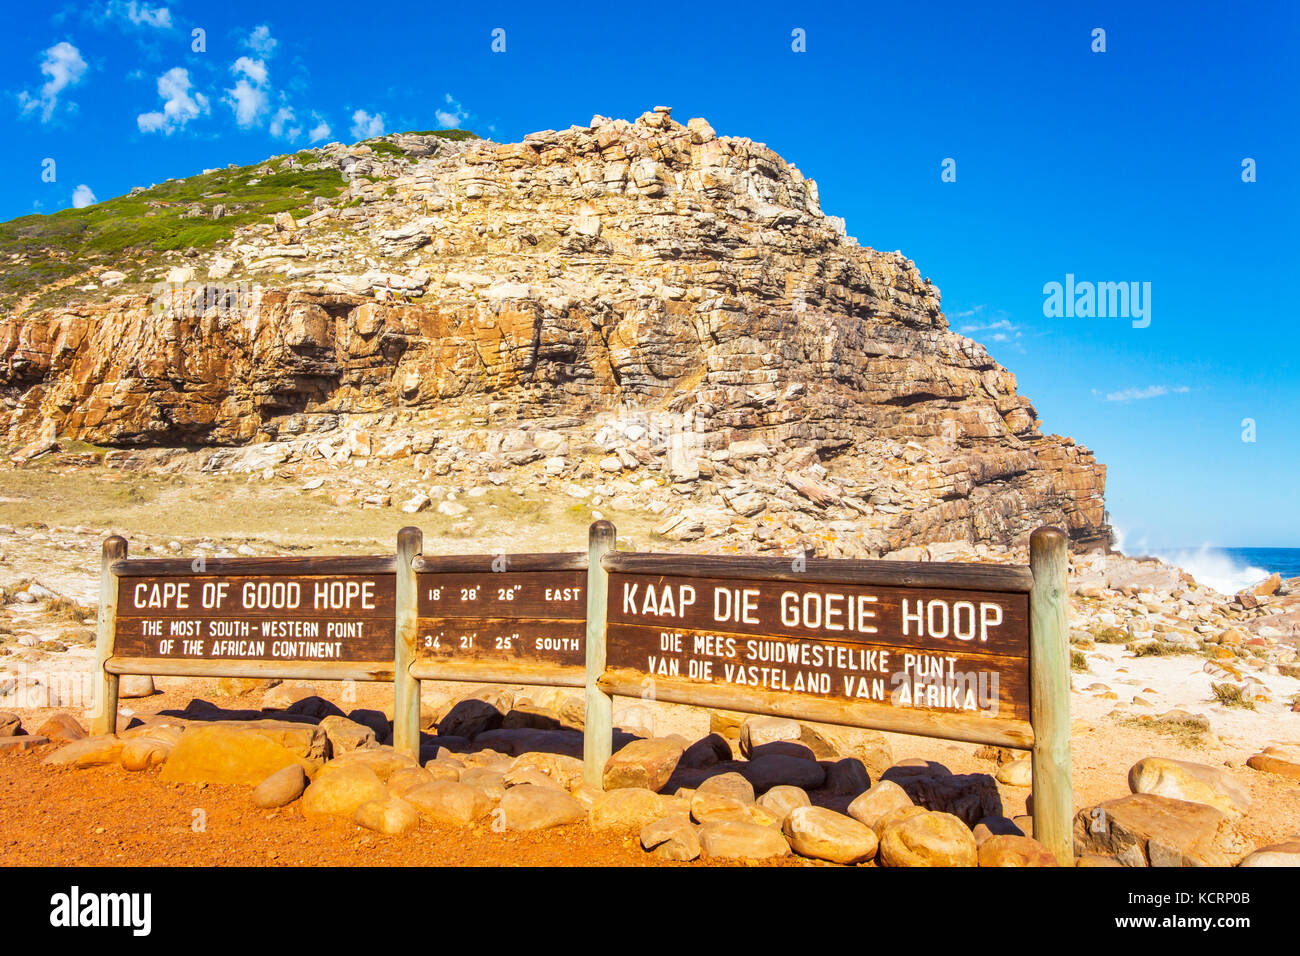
(0, 107), (1109, 551)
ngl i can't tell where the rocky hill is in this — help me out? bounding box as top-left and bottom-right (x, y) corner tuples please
(0, 107), (1108, 556)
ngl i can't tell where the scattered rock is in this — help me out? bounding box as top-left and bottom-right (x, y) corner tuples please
(253, 764), (309, 808)
(160, 721), (325, 785)
(640, 813), (701, 861)
(499, 784), (585, 830)
(301, 763), (389, 818)
(698, 820), (791, 861)
(783, 806), (879, 864)
(977, 834), (1059, 867)
(1072, 794), (1254, 866)
(1128, 757), (1251, 816)
(43, 735), (124, 768)
(603, 737), (684, 792)
(355, 796), (419, 835)
(405, 780), (493, 825)
(878, 811), (979, 867)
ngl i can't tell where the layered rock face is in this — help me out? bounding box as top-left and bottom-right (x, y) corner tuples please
(0, 107), (1108, 552)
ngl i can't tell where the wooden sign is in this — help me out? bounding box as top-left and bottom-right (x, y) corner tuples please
(598, 552), (1034, 747)
(408, 553), (588, 687)
(105, 556), (396, 679)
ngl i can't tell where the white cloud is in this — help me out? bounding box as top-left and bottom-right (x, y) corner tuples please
(270, 105), (301, 140)
(225, 57), (270, 128)
(245, 25), (277, 58)
(308, 116), (332, 142)
(108, 2), (173, 28)
(435, 93), (468, 129)
(18, 41), (88, 123)
(350, 109), (385, 139)
(72, 184), (97, 208)
(137, 67), (209, 133)
(1100, 385), (1190, 403)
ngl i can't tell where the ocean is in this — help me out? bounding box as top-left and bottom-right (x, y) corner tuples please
(1149, 547), (1300, 595)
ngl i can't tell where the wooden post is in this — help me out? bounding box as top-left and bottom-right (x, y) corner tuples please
(91, 536), (128, 736)
(1029, 525), (1073, 865)
(393, 526), (422, 761)
(583, 520), (616, 787)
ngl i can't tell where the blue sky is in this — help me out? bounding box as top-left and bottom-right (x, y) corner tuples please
(3, 1), (1297, 548)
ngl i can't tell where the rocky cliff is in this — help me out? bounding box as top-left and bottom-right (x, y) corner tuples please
(0, 107), (1109, 554)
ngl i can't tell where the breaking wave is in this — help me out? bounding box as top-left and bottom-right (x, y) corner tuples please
(1150, 546), (1270, 597)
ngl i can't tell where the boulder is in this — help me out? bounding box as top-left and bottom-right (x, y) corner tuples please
(319, 715), (377, 754)
(698, 820), (791, 861)
(328, 746), (419, 781)
(995, 756), (1033, 788)
(878, 811), (979, 867)
(1238, 840), (1300, 867)
(603, 737), (684, 792)
(35, 713), (86, 742)
(1072, 794), (1254, 866)
(405, 780), (493, 825)
(253, 765), (308, 808)
(695, 771), (755, 804)
(43, 735), (124, 768)
(1245, 749), (1300, 781)
(589, 788), (682, 832)
(1128, 757), (1251, 816)
(301, 763), (388, 818)
(118, 675), (156, 699)
(506, 751), (584, 790)
(783, 806), (878, 864)
(847, 781), (915, 830)
(499, 784), (585, 830)
(740, 754), (826, 793)
(0, 711), (21, 736)
(459, 768), (507, 800)
(640, 813), (701, 861)
(757, 785), (811, 826)
(386, 766), (439, 797)
(883, 768), (1002, 827)
(160, 721), (326, 785)
(977, 834), (1059, 867)
(739, 716), (802, 757)
(120, 736), (174, 771)
(690, 791), (752, 825)
(679, 733), (732, 769)
(355, 796), (419, 835)
(821, 757), (871, 797)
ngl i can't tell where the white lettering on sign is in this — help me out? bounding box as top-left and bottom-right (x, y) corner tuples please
(621, 582), (697, 617)
(241, 580), (301, 610)
(132, 582), (191, 610)
(313, 580), (376, 610)
(779, 591), (878, 634)
(902, 598), (1003, 642)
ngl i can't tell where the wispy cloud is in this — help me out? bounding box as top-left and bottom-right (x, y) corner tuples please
(72, 184), (97, 208)
(308, 114), (332, 143)
(436, 94), (469, 129)
(17, 42), (88, 123)
(104, 2), (174, 29)
(137, 67), (209, 133)
(245, 24), (278, 58)
(351, 109), (385, 139)
(226, 56), (271, 128)
(955, 306), (1026, 350)
(1097, 385), (1191, 403)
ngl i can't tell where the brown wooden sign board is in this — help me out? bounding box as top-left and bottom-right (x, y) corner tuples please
(106, 557), (396, 679)
(409, 553), (587, 687)
(599, 552), (1033, 744)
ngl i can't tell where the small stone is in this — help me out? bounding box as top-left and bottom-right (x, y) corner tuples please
(43, 735), (124, 768)
(878, 811), (979, 867)
(35, 712), (86, 742)
(995, 755), (1033, 788)
(783, 806), (879, 864)
(977, 834), (1059, 867)
(499, 784), (585, 830)
(0, 711), (21, 736)
(1237, 840), (1300, 867)
(1128, 756), (1251, 816)
(120, 736), (174, 771)
(756, 785), (811, 826)
(589, 788), (680, 832)
(355, 796), (419, 835)
(405, 780), (493, 825)
(695, 771), (755, 804)
(319, 715), (377, 755)
(603, 737), (684, 791)
(698, 820), (791, 861)
(847, 780), (914, 830)
(253, 764), (308, 808)
(118, 674), (156, 698)
(301, 763), (389, 818)
(740, 754), (826, 793)
(640, 813), (701, 861)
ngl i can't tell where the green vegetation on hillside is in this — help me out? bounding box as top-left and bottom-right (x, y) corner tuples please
(0, 159), (346, 311)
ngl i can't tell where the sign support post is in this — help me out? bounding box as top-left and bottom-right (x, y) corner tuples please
(1029, 525), (1073, 865)
(583, 520), (616, 787)
(394, 526), (423, 760)
(91, 536), (128, 736)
